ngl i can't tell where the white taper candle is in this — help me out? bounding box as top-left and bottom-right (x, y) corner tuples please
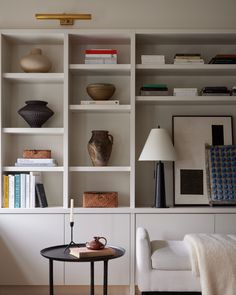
(70, 198), (74, 222)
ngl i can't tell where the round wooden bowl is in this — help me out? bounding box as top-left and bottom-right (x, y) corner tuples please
(86, 83), (116, 100)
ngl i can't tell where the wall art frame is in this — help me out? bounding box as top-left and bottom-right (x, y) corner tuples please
(172, 115), (233, 206)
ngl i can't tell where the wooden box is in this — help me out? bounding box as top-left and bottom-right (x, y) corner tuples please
(23, 149), (51, 159)
(83, 192), (118, 208)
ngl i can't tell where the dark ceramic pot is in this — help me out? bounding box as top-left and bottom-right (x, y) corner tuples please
(18, 100), (54, 127)
(88, 130), (113, 166)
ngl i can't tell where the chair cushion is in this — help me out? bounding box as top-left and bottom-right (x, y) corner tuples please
(151, 240), (191, 270)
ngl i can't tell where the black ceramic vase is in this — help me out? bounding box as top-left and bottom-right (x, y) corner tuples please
(88, 130), (113, 166)
(18, 100), (54, 127)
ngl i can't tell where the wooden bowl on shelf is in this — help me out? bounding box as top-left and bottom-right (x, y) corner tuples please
(86, 83), (116, 100)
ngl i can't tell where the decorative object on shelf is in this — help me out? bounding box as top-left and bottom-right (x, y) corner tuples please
(139, 127), (176, 208)
(20, 48), (52, 73)
(35, 13), (92, 25)
(173, 116), (233, 206)
(86, 236), (107, 250)
(206, 144), (236, 206)
(86, 83), (116, 101)
(83, 191), (118, 208)
(18, 100), (54, 127)
(64, 198), (79, 252)
(23, 149), (51, 159)
(88, 130), (113, 166)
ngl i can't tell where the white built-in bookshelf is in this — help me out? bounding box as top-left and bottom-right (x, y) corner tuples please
(1, 29), (236, 294)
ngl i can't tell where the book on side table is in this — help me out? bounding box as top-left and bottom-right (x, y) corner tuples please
(69, 247), (115, 258)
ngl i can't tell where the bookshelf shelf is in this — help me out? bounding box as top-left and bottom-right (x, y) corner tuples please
(69, 166), (131, 172)
(3, 166), (64, 172)
(69, 64), (131, 75)
(3, 73), (64, 83)
(136, 64), (236, 75)
(136, 96), (236, 105)
(3, 128), (64, 134)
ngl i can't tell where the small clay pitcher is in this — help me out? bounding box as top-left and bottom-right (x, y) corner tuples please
(86, 236), (107, 250)
(88, 130), (113, 166)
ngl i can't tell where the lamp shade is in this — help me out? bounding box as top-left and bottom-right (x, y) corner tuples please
(139, 128), (176, 161)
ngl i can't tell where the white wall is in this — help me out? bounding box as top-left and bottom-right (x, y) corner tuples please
(0, 0), (236, 29)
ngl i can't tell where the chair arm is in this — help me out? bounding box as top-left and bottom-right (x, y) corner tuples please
(136, 227), (152, 272)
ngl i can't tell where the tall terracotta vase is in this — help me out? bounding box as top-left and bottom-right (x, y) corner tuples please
(88, 130), (113, 166)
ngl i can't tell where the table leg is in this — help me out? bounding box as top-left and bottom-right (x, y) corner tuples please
(90, 261), (94, 295)
(103, 260), (108, 295)
(49, 259), (54, 295)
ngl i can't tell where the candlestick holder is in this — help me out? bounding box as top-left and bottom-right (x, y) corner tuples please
(64, 221), (80, 252)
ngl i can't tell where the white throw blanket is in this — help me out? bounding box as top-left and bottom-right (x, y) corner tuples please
(184, 234), (236, 295)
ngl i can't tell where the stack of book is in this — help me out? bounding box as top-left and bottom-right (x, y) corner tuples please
(15, 150), (57, 167)
(232, 86), (236, 96)
(80, 100), (119, 105)
(173, 54), (204, 64)
(201, 86), (231, 96)
(2, 172), (48, 209)
(173, 88), (198, 96)
(85, 49), (117, 64)
(15, 158), (57, 167)
(140, 84), (168, 96)
(209, 54), (236, 64)
(141, 55), (165, 64)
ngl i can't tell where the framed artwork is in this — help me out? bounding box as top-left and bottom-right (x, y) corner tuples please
(172, 116), (233, 206)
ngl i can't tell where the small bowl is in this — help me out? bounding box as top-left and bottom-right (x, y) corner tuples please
(86, 83), (116, 101)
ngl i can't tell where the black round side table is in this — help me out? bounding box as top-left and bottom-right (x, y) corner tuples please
(40, 244), (125, 295)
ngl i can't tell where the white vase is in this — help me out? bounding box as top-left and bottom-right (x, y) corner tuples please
(20, 48), (52, 73)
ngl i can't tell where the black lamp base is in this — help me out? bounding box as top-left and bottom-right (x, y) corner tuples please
(154, 161), (166, 208)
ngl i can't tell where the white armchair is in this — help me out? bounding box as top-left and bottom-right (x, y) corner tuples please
(136, 227), (201, 294)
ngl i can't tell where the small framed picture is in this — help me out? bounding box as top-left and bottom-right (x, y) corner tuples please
(172, 115), (233, 206)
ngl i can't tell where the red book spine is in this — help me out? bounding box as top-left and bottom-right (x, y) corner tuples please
(85, 49), (117, 54)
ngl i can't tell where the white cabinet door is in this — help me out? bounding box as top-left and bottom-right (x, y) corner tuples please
(215, 214), (236, 234)
(64, 214), (130, 285)
(136, 214), (215, 240)
(0, 214), (64, 285)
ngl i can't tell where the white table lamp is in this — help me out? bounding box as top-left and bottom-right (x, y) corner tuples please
(139, 127), (176, 208)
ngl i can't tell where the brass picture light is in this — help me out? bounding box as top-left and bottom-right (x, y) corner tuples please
(35, 13), (92, 25)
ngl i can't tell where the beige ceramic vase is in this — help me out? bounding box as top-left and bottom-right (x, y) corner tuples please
(20, 48), (52, 73)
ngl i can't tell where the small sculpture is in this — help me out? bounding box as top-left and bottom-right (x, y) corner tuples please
(86, 236), (107, 250)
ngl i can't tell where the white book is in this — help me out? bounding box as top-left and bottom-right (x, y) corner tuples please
(174, 88), (198, 92)
(8, 174), (15, 208)
(15, 163), (57, 167)
(174, 92), (198, 96)
(25, 174), (30, 208)
(80, 100), (119, 105)
(85, 54), (117, 58)
(141, 55), (165, 60)
(20, 174), (26, 208)
(17, 158), (56, 164)
(29, 172), (36, 208)
(85, 58), (117, 64)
